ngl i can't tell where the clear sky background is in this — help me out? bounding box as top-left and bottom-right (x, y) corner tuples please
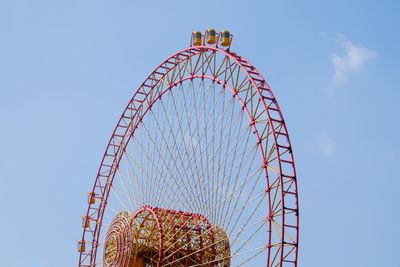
(0, 1), (399, 266)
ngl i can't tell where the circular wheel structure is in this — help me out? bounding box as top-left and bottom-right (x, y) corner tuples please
(78, 30), (299, 267)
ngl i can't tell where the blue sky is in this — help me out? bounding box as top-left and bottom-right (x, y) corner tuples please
(0, 0), (399, 266)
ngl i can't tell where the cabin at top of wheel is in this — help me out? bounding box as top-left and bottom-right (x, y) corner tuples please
(191, 28), (233, 50)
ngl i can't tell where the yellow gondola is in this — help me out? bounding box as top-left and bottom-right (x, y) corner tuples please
(220, 30), (231, 47)
(88, 192), (95, 204)
(193, 31), (202, 46)
(78, 240), (85, 252)
(82, 216), (90, 228)
(206, 28), (216, 44)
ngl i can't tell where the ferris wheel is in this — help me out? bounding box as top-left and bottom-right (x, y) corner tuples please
(78, 29), (299, 267)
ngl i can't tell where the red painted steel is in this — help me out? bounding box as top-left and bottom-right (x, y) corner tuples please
(78, 44), (299, 267)
(130, 206), (216, 266)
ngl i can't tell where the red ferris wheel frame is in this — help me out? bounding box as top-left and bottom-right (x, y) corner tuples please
(78, 43), (299, 267)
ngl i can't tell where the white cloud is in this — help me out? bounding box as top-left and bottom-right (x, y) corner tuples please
(331, 37), (377, 86)
(318, 133), (335, 156)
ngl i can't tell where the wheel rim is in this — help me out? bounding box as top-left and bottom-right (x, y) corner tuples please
(79, 47), (299, 267)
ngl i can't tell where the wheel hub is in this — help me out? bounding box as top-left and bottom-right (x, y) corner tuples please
(103, 206), (230, 267)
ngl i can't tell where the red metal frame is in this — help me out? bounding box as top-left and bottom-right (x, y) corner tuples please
(128, 206), (216, 266)
(102, 212), (133, 266)
(78, 45), (299, 267)
(132, 206), (164, 266)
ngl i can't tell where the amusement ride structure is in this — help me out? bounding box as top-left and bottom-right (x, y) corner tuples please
(78, 29), (299, 267)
